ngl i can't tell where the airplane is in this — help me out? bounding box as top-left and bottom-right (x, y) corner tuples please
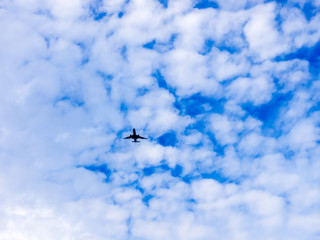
(123, 128), (147, 142)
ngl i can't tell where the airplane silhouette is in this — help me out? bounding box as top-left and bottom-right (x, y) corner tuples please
(123, 128), (147, 142)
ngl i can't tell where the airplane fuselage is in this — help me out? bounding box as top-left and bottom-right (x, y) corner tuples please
(124, 128), (147, 143)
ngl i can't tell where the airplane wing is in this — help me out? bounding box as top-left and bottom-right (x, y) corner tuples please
(138, 136), (147, 139)
(123, 136), (132, 139)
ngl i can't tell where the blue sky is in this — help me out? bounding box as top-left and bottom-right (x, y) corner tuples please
(0, 0), (320, 239)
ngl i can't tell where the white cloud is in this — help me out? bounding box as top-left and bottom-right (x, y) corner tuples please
(209, 49), (250, 81)
(182, 130), (203, 145)
(238, 132), (277, 156)
(102, 0), (126, 13)
(47, 0), (90, 20)
(134, 142), (165, 167)
(1, 0), (320, 239)
(281, 6), (320, 48)
(244, 3), (288, 60)
(286, 118), (319, 151)
(226, 75), (275, 105)
(288, 214), (320, 238)
(274, 59), (310, 91)
(243, 190), (284, 217)
(0, 10), (47, 68)
(128, 89), (192, 132)
(192, 179), (223, 202)
(163, 48), (220, 96)
(209, 113), (243, 145)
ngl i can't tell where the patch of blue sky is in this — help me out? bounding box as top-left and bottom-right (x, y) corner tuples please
(206, 132), (226, 156)
(80, 57), (89, 65)
(277, 41), (320, 75)
(118, 180), (154, 205)
(136, 87), (150, 96)
(142, 166), (156, 176)
(177, 94), (225, 117)
(274, 8), (283, 31)
(267, 0), (287, 4)
(55, 96), (85, 107)
(282, 149), (297, 161)
(142, 164), (229, 191)
(75, 42), (90, 65)
(152, 70), (167, 89)
(200, 39), (214, 55)
(223, 42), (246, 54)
(271, 0), (318, 21)
(185, 121), (225, 155)
(126, 217), (133, 236)
(120, 102), (128, 112)
(263, 0), (289, 8)
(97, 71), (113, 95)
(185, 118), (206, 133)
(242, 92), (293, 136)
(131, 181), (147, 197)
(108, 129), (133, 153)
(89, 0), (107, 21)
(121, 45), (128, 60)
(201, 38), (242, 56)
(141, 163), (230, 185)
(152, 70), (176, 95)
(76, 42), (86, 52)
(194, 0), (219, 9)
(132, 184), (143, 195)
(93, 12), (107, 21)
(180, 171), (230, 184)
(142, 34), (177, 53)
(90, 0), (104, 8)
(183, 201), (197, 214)
(307, 101), (320, 117)
(171, 164), (183, 177)
(113, 127), (136, 144)
(168, 34), (178, 45)
(142, 194), (154, 206)
(301, 1), (319, 21)
(121, 178), (142, 190)
(157, 131), (178, 147)
(97, 71), (113, 81)
(201, 171), (230, 183)
(173, 101), (183, 114)
(44, 37), (50, 48)
(157, 0), (168, 8)
(116, 128), (127, 139)
(34, 9), (55, 20)
(106, 31), (114, 38)
(142, 40), (156, 50)
(81, 164), (112, 182)
(142, 163), (181, 178)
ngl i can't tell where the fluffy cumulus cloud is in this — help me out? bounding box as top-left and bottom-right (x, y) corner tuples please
(1, 0), (320, 239)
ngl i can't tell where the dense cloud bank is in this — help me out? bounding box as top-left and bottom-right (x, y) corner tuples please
(1, 0), (320, 239)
